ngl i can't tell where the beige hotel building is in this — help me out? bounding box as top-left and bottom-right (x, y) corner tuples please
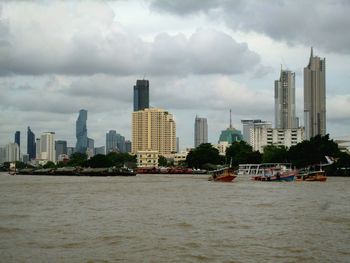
(132, 108), (176, 157)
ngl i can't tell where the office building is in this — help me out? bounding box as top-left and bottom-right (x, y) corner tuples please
(14, 131), (20, 148)
(39, 132), (56, 163)
(5, 143), (20, 162)
(106, 130), (126, 153)
(304, 47), (326, 139)
(136, 150), (159, 168)
(87, 138), (94, 157)
(55, 140), (67, 160)
(275, 69), (297, 128)
(0, 146), (6, 164)
(250, 127), (304, 153)
(194, 116), (208, 148)
(27, 127), (36, 160)
(132, 108), (176, 157)
(133, 79), (149, 111)
(67, 147), (75, 156)
(125, 140), (132, 153)
(75, 109), (88, 153)
(36, 138), (41, 158)
(241, 120), (272, 144)
(219, 110), (242, 144)
(94, 146), (105, 155)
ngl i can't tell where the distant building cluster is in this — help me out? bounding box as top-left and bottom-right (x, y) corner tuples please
(0, 48), (328, 166)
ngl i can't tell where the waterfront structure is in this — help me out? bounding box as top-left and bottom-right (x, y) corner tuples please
(304, 47), (326, 139)
(194, 116), (208, 148)
(55, 140), (67, 160)
(5, 143), (20, 162)
(27, 127), (36, 160)
(241, 120), (272, 144)
(94, 146), (105, 155)
(14, 131), (20, 148)
(75, 109), (88, 153)
(132, 108), (176, 157)
(125, 140), (132, 153)
(133, 79), (149, 111)
(275, 69), (297, 129)
(39, 132), (56, 163)
(136, 150), (159, 168)
(250, 127), (304, 152)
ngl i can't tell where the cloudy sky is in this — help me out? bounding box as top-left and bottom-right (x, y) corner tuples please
(1, 0), (350, 151)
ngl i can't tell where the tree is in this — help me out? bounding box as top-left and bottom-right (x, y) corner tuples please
(262, 145), (288, 163)
(67, 152), (88, 167)
(186, 143), (224, 169)
(43, 161), (56, 169)
(85, 154), (113, 168)
(158, 155), (168, 166)
(226, 141), (261, 167)
(107, 152), (136, 167)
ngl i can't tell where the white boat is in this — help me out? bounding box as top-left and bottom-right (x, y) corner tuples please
(238, 163), (292, 176)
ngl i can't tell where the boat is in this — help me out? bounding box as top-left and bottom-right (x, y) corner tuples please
(209, 167), (236, 182)
(238, 163), (292, 176)
(296, 167), (327, 182)
(77, 167), (136, 176)
(251, 166), (296, 182)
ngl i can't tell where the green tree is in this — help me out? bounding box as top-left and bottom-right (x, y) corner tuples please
(107, 152), (136, 167)
(158, 155), (168, 166)
(186, 143), (224, 169)
(43, 161), (56, 169)
(262, 145), (288, 163)
(226, 141), (262, 167)
(68, 152), (88, 167)
(85, 154), (113, 168)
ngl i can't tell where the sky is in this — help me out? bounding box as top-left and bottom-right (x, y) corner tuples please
(0, 0), (350, 152)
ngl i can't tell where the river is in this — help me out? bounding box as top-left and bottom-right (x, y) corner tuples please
(0, 173), (349, 262)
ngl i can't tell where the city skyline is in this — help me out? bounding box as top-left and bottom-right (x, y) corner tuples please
(0, 1), (350, 150)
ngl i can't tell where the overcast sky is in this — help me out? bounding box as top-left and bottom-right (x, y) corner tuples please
(1, 0), (350, 152)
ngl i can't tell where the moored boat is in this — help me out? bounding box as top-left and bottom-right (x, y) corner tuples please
(251, 166), (296, 182)
(209, 167), (236, 182)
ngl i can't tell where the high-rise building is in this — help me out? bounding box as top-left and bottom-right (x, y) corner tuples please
(275, 69), (297, 129)
(132, 108), (176, 156)
(194, 116), (208, 148)
(39, 132), (56, 163)
(125, 140), (132, 153)
(27, 127), (36, 160)
(36, 138), (41, 158)
(87, 138), (94, 157)
(0, 146), (6, 164)
(5, 143), (20, 162)
(133, 80), (149, 111)
(304, 47), (326, 140)
(241, 120), (272, 144)
(94, 146), (105, 155)
(176, 137), (180, 153)
(75, 109), (88, 153)
(106, 131), (126, 153)
(55, 140), (67, 160)
(14, 131), (20, 148)
(67, 147), (75, 157)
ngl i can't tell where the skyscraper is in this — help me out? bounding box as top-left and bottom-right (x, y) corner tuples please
(304, 47), (326, 139)
(5, 143), (20, 162)
(218, 110), (242, 144)
(194, 116), (208, 148)
(27, 127), (36, 160)
(55, 140), (67, 159)
(241, 120), (272, 144)
(106, 130), (126, 153)
(75, 109), (88, 153)
(132, 108), (176, 156)
(275, 69), (297, 129)
(133, 79), (149, 111)
(40, 132), (56, 163)
(14, 131), (20, 148)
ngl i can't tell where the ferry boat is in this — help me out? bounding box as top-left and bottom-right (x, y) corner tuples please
(251, 167), (296, 182)
(238, 163), (292, 176)
(208, 167), (237, 182)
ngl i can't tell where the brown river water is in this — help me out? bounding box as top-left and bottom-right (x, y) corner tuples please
(0, 173), (349, 263)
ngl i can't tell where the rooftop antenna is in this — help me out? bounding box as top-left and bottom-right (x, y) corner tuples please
(229, 109), (232, 129)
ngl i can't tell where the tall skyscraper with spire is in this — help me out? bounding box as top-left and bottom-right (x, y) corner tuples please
(27, 127), (36, 160)
(133, 79), (149, 111)
(194, 116), (208, 148)
(304, 47), (326, 139)
(75, 109), (88, 153)
(218, 110), (242, 144)
(275, 68), (297, 128)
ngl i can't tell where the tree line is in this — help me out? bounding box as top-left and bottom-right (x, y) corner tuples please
(185, 135), (350, 176)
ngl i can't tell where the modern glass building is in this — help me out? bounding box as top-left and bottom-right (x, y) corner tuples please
(133, 80), (149, 111)
(27, 127), (36, 160)
(194, 116), (208, 148)
(14, 131), (20, 148)
(75, 109), (88, 153)
(106, 130), (126, 153)
(304, 47), (326, 140)
(55, 140), (67, 159)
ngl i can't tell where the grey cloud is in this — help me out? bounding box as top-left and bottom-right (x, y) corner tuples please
(149, 0), (350, 54)
(0, 2), (261, 76)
